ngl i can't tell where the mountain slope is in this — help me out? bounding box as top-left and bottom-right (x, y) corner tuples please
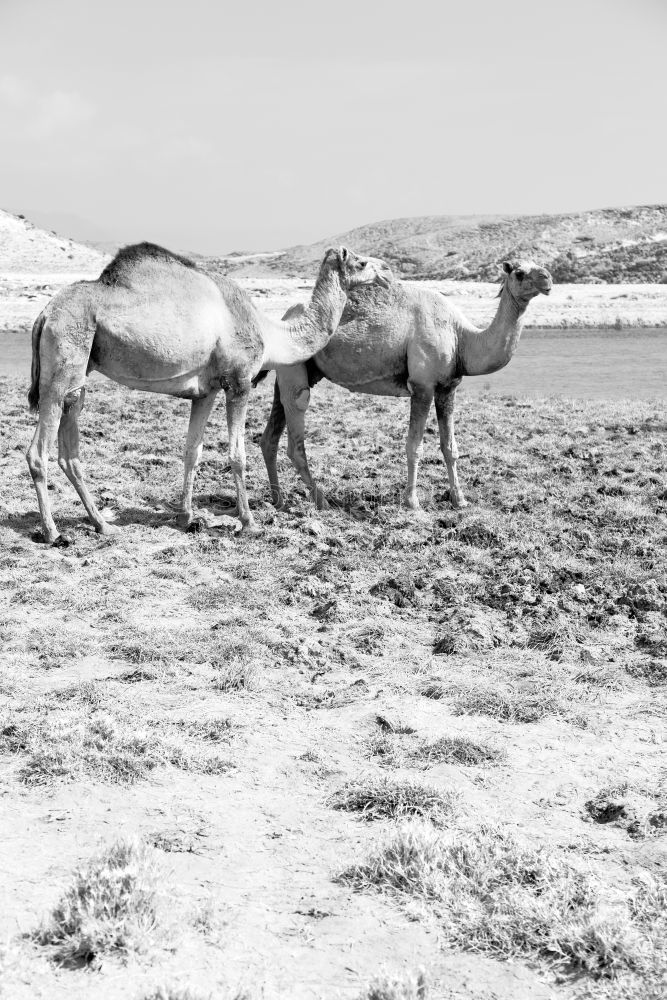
(208, 205), (667, 283)
(0, 209), (106, 273)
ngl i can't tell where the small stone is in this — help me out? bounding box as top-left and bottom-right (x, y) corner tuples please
(572, 584), (587, 601)
(306, 520), (324, 536)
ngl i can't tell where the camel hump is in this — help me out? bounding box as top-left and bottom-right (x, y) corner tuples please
(98, 242), (198, 287)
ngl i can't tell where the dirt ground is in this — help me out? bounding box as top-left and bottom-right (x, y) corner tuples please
(0, 364), (665, 998)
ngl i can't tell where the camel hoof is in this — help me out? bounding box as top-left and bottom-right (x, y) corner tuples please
(185, 518), (205, 534)
(452, 497), (468, 510)
(96, 521), (120, 536)
(52, 534), (73, 549)
(241, 520), (262, 536)
(314, 493), (331, 511)
(403, 494), (421, 511)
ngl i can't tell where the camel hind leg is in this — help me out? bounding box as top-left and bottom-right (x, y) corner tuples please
(57, 387), (118, 536)
(259, 376), (288, 508)
(26, 319), (95, 544)
(176, 391), (219, 530)
(26, 391), (65, 544)
(225, 384), (259, 533)
(275, 365), (330, 510)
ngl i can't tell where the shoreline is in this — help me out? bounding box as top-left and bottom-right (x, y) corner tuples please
(1, 272), (667, 334)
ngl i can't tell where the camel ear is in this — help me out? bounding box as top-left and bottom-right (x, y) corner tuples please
(502, 261), (513, 274)
(338, 246), (349, 265)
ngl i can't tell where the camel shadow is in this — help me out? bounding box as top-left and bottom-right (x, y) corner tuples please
(0, 489), (263, 545)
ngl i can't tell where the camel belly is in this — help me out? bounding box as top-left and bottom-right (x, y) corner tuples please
(90, 291), (240, 395)
(314, 331), (410, 396)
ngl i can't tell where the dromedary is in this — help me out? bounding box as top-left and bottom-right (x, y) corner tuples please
(260, 260), (552, 511)
(26, 242), (392, 544)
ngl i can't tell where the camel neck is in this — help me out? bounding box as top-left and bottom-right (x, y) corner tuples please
(458, 286), (527, 376)
(260, 265), (347, 368)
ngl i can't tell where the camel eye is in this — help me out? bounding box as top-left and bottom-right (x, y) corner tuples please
(360, 260), (367, 268)
(515, 269), (525, 280)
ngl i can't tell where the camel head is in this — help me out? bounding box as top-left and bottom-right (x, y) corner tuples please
(500, 260), (553, 302)
(324, 246), (393, 290)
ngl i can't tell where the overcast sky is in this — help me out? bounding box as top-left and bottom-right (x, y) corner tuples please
(1, 0), (665, 252)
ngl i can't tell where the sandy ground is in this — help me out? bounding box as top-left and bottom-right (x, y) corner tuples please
(0, 375), (665, 1000)
(2, 271), (667, 336)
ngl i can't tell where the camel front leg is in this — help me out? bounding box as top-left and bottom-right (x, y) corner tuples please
(403, 382), (434, 511)
(224, 386), (258, 533)
(434, 381), (467, 509)
(281, 368), (329, 510)
(177, 392), (219, 530)
(58, 387), (118, 535)
(259, 376), (287, 508)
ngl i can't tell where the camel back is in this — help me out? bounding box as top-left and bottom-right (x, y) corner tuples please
(98, 243), (198, 287)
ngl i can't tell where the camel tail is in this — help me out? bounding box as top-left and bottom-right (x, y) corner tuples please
(28, 312), (46, 412)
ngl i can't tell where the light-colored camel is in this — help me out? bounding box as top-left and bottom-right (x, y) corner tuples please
(26, 242), (392, 544)
(260, 260), (552, 511)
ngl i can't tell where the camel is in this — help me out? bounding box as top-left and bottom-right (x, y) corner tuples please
(26, 242), (392, 544)
(260, 260), (553, 512)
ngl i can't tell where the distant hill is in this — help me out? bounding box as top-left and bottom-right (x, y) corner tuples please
(0, 208), (107, 273)
(205, 205), (667, 284)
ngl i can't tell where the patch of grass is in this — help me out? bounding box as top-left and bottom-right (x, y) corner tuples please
(53, 680), (105, 707)
(420, 673), (585, 726)
(407, 735), (506, 767)
(150, 830), (198, 854)
(339, 823), (665, 984)
(626, 659), (667, 687)
(327, 777), (458, 826)
(32, 839), (166, 965)
(635, 627), (667, 659)
(0, 699), (230, 785)
(109, 627), (208, 666)
(360, 970), (428, 1000)
(142, 990), (251, 1000)
(212, 659), (257, 692)
(179, 717), (234, 741)
(527, 620), (588, 662)
(9, 708), (188, 785)
(364, 732), (404, 767)
(141, 990), (209, 1000)
(187, 583), (235, 611)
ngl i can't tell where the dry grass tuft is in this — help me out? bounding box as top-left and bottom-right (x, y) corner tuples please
(4, 709), (188, 785)
(179, 717), (234, 741)
(33, 839), (166, 965)
(360, 969), (428, 1000)
(1, 699), (231, 785)
(328, 776), (458, 826)
(407, 735), (506, 767)
(626, 659), (667, 687)
(142, 988), (251, 1000)
(211, 659), (257, 692)
(419, 673), (585, 726)
(339, 822), (666, 984)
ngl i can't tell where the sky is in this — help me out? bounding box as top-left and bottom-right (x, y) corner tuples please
(0, 0), (665, 253)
